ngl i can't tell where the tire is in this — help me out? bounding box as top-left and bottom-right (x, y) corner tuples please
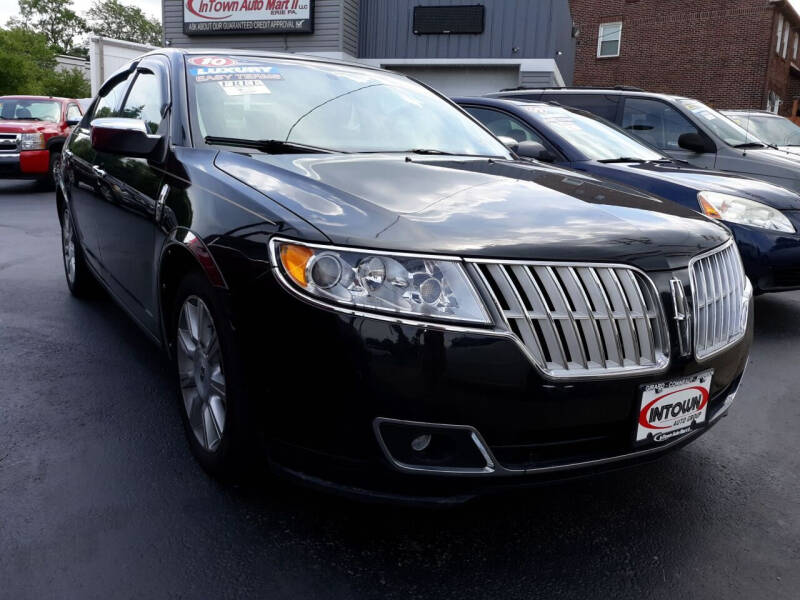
(38, 151), (60, 190)
(60, 204), (96, 297)
(172, 271), (252, 479)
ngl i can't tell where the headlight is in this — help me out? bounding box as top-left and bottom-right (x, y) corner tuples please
(698, 191), (795, 233)
(271, 240), (491, 325)
(19, 133), (45, 150)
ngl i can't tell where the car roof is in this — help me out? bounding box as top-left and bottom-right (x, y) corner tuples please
(454, 96), (550, 108)
(721, 109), (783, 117)
(145, 46), (385, 73)
(0, 95), (75, 103)
(490, 87), (691, 103)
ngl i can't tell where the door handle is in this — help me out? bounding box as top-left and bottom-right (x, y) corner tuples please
(92, 165), (106, 179)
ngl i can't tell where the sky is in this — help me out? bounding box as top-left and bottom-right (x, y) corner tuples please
(0, 0), (162, 26)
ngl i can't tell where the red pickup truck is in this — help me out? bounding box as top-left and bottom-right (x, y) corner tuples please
(0, 95), (84, 187)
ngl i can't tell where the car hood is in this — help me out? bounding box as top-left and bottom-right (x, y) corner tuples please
(0, 120), (52, 133)
(215, 152), (729, 271)
(584, 160), (800, 210)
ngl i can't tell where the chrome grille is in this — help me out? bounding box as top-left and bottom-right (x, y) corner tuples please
(472, 261), (669, 378)
(0, 134), (18, 153)
(690, 242), (748, 359)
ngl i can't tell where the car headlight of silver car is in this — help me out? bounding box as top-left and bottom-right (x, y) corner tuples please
(270, 239), (491, 325)
(19, 133), (46, 151)
(698, 191), (795, 233)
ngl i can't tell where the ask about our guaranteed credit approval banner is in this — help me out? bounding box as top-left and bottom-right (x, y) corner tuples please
(183, 0), (313, 35)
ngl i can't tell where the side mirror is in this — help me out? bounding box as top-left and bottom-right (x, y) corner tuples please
(515, 141), (556, 162)
(66, 118), (81, 127)
(497, 136), (519, 153)
(678, 132), (715, 154)
(90, 118), (162, 158)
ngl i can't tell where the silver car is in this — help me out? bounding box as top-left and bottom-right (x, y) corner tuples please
(722, 109), (800, 157)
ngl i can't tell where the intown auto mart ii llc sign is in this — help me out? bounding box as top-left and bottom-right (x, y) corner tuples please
(184, 0), (313, 35)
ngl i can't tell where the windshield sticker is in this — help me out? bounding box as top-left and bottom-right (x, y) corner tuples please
(218, 80), (271, 96)
(526, 106), (562, 114)
(196, 72), (282, 83)
(191, 65), (281, 77)
(187, 56), (238, 67)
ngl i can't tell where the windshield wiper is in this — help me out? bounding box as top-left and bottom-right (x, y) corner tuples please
(598, 157), (646, 163)
(204, 136), (335, 154)
(733, 142), (765, 149)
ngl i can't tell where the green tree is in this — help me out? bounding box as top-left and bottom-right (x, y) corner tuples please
(7, 0), (88, 56)
(0, 27), (56, 95)
(45, 67), (91, 98)
(87, 0), (162, 46)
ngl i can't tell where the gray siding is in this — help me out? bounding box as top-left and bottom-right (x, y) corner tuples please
(359, 0), (572, 59)
(551, 0), (575, 85)
(341, 0), (359, 57)
(163, 0), (349, 53)
(520, 71), (558, 88)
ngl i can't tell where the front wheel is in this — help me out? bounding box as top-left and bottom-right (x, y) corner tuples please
(38, 151), (60, 189)
(173, 272), (252, 479)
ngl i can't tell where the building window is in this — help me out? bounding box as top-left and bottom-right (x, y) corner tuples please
(794, 32), (798, 61)
(777, 14), (784, 54)
(597, 22), (622, 58)
(768, 91), (782, 114)
(782, 24), (790, 58)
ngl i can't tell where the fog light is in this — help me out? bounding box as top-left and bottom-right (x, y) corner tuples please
(411, 434), (431, 452)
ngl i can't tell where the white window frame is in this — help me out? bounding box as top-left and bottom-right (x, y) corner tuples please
(597, 22), (622, 58)
(782, 25), (790, 58)
(768, 91), (782, 114)
(793, 32), (798, 60)
(777, 14), (785, 54)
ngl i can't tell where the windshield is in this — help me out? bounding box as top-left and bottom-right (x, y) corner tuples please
(0, 99), (61, 122)
(676, 98), (761, 147)
(726, 113), (800, 146)
(524, 105), (664, 162)
(186, 55), (510, 157)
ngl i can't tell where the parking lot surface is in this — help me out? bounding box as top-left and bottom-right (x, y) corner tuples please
(1, 181), (799, 599)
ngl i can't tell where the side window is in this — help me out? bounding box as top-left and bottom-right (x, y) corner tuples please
(66, 104), (82, 121)
(120, 71), (165, 134)
(622, 98), (701, 151)
(543, 94), (619, 122)
(465, 107), (547, 144)
(92, 74), (133, 120)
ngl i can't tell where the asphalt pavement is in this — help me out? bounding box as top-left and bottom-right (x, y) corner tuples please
(1, 180), (798, 599)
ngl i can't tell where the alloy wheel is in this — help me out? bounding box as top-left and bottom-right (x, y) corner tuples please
(62, 209), (76, 284)
(177, 295), (227, 452)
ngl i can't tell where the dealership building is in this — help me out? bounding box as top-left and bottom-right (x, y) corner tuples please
(162, 0), (576, 95)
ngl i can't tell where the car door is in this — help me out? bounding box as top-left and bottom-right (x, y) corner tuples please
(620, 97), (717, 169)
(64, 71), (134, 270)
(95, 58), (169, 334)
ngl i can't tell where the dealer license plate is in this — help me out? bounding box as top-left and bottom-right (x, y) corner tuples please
(634, 370), (713, 447)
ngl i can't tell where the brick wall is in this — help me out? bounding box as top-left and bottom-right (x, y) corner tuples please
(570, 0), (777, 110)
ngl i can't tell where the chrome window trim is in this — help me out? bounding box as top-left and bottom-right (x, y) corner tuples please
(688, 239), (750, 361)
(268, 236), (673, 381)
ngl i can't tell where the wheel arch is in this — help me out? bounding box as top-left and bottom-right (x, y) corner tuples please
(158, 230), (229, 359)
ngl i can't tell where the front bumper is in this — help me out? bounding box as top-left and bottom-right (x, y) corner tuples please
(235, 266), (753, 503)
(0, 150), (49, 178)
(731, 219), (800, 292)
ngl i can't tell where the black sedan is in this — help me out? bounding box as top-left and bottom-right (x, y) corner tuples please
(58, 49), (752, 502)
(456, 96), (800, 294)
